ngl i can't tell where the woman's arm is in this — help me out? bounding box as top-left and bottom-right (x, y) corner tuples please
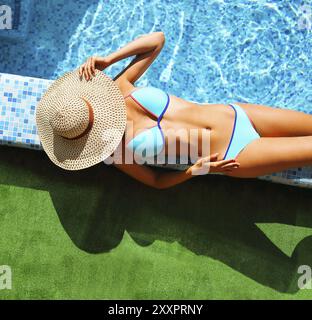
(113, 154), (240, 189)
(114, 162), (194, 189)
(79, 32), (165, 82)
(107, 32), (165, 66)
(111, 31), (165, 84)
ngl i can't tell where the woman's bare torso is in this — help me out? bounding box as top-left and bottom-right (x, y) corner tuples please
(165, 95), (235, 160)
(123, 87), (236, 161)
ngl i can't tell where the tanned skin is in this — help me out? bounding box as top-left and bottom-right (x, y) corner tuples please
(79, 32), (312, 189)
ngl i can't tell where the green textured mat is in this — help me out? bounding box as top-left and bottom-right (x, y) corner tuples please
(0, 146), (312, 299)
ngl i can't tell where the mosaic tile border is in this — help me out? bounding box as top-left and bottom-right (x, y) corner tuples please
(0, 72), (52, 150)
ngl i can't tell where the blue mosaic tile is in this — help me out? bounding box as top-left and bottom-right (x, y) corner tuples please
(0, 0), (98, 79)
(0, 72), (52, 151)
(0, 0), (33, 39)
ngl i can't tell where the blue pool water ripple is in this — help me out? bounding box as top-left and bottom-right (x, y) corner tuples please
(0, 0), (312, 111)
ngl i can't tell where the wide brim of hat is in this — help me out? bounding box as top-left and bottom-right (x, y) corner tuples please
(36, 68), (127, 170)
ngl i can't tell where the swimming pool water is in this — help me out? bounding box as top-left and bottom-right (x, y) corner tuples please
(0, 0), (33, 38)
(1, 0), (312, 111)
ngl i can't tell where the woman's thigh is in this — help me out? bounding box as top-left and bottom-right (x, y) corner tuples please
(235, 102), (312, 137)
(226, 136), (312, 178)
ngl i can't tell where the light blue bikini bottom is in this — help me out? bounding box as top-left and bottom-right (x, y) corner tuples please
(223, 104), (260, 160)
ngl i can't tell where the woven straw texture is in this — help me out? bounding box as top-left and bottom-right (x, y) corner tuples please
(36, 68), (127, 170)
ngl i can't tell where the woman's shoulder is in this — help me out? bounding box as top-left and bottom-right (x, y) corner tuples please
(114, 77), (163, 97)
(114, 76), (136, 97)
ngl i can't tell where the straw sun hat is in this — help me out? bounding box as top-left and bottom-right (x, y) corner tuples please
(36, 68), (127, 170)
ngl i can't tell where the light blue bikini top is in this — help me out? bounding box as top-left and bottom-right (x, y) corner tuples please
(125, 86), (170, 159)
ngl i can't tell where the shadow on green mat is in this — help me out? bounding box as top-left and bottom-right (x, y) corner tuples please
(0, 146), (311, 294)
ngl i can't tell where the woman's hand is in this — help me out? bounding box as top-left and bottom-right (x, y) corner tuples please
(79, 56), (111, 81)
(187, 153), (240, 175)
